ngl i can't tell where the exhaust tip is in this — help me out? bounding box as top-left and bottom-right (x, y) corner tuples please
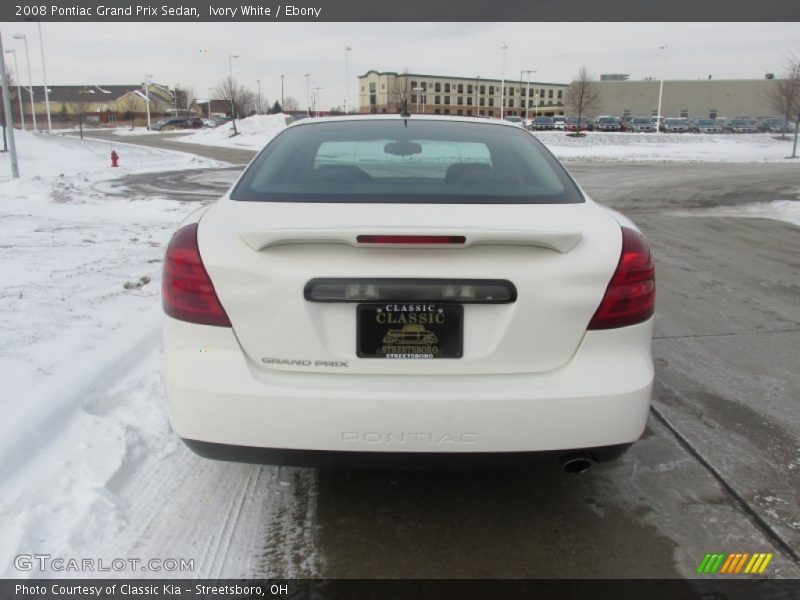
(560, 453), (593, 474)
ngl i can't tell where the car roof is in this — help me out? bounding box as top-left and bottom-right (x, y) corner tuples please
(285, 113), (526, 131)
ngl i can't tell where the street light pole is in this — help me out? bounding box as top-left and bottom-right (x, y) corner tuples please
(500, 44), (508, 119)
(228, 52), (239, 118)
(37, 22), (52, 130)
(313, 86), (323, 117)
(256, 79), (261, 114)
(412, 86), (422, 113)
(656, 44), (667, 133)
(305, 73), (311, 117)
(0, 33), (19, 177)
(475, 76), (480, 116)
(13, 34), (36, 131)
(522, 69), (536, 123)
(344, 45), (352, 114)
(207, 87), (213, 119)
(4, 49), (24, 130)
(280, 74), (284, 111)
(144, 73), (152, 130)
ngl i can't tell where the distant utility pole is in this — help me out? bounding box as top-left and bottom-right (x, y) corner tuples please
(500, 44), (508, 119)
(0, 32), (20, 178)
(344, 45), (352, 114)
(656, 44), (667, 133)
(280, 74), (284, 110)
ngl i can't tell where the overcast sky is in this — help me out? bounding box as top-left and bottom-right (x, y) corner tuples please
(2, 22), (798, 109)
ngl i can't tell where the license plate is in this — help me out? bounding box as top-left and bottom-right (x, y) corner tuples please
(357, 303), (463, 359)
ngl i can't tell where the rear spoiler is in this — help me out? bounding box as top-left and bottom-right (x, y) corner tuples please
(240, 228), (582, 254)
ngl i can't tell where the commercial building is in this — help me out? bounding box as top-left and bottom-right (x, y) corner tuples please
(5, 83), (178, 128)
(358, 70), (568, 118)
(591, 78), (782, 120)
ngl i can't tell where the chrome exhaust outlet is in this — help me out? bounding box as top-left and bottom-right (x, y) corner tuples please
(559, 453), (593, 474)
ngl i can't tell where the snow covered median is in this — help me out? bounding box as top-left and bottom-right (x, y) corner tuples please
(535, 131), (800, 163)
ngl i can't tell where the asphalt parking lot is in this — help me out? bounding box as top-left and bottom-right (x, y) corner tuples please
(90, 130), (800, 578)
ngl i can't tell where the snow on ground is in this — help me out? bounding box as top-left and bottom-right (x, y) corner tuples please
(173, 113), (291, 149)
(535, 131), (800, 163)
(673, 199), (800, 227)
(0, 131), (319, 578)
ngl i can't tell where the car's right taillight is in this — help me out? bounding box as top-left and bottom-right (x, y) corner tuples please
(162, 222), (231, 327)
(588, 227), (655, 330)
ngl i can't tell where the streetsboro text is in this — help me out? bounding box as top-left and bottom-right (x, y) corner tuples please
(15, 584), (270, 596)
(47, 5), (201, 17)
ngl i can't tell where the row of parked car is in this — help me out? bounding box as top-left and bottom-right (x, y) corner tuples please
(149, 116), (231, 131)
(519, 115), (793, 134)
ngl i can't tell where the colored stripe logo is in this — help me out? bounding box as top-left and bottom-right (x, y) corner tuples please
(696, 552), (773, 574)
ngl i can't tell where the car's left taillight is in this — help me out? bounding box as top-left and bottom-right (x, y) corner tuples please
(162, 222), (231, 327)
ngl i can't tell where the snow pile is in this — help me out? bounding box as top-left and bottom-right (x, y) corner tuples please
(674, 199), (800, 226)
(0, 132), (319, 578)
(175, 113), (290, 149)
(535, 131), (800, 163)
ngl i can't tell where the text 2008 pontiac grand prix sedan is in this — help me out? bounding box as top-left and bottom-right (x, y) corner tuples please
(162, 115), (655, 472)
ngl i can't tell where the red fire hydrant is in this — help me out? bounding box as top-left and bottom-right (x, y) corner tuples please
(111, 150), (119, 168)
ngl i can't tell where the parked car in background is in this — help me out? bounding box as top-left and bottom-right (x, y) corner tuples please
(150, 117), (204, 131)
(564, 117), (590, 132)
(620, 115), (634, 131)
(758, 117), (790, 133)
(694, 119), (723, 134)
(662, 118), (688, 133)
(504, 116), (525, 127)
(531, 116), (555, 130)
(552, 116), (566, 130)
(725, 118), (756, 133)
(628, 117), (655, 133)
(595, 116), (622, 132)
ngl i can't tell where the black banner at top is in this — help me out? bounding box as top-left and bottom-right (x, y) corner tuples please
(5, 0), (800, 22)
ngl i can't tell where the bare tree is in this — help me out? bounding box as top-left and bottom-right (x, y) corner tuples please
(214, 76), (256, 134)
(282, 96), (299, 111)
(564, 66), (600, 137)
(70, 96), (91, 139)
(118, 93), (139, 130)
(767, 53), (800, 142)
(389, 72), (411, 113)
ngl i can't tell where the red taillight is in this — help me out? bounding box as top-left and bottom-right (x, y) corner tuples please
(357, 235), (466, 245)
(588, 227), (655, 330)
(162, 223), (231, 327)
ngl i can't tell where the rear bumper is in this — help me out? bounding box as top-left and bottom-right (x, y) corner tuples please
(164, 317), (653, 457)
(182, 439), (633, 468)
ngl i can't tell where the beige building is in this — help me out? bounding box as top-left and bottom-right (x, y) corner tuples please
(358, 70), (568, 118)
(591, 79), (782, 120)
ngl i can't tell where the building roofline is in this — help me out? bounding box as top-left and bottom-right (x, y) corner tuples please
(358, 70), (568, 87)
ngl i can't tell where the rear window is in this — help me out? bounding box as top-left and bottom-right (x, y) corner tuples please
(231, 119), (583, 204)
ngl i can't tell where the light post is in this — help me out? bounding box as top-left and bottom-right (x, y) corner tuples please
(500, 44), (508, 119)
(4, 48), (24, 130)
(412, 85), (423, 113)
(144, 73), (152, 130)
(37, 22), (51, 130)
(656, 44), (667, 133)
(475, 76), (480, 116)
(313, 86), (323, 117)
(522, 69), (536, 123)
(256, 79), (261, 114)
(228, 53), (239, 118)
(207, 87), (213, 119)
(305, 73), (311, 117)
(0, 32), (19, 177)
(280, 74), (284, 111)
(13, 34), (36, 131)
(344, 45), (352, 114)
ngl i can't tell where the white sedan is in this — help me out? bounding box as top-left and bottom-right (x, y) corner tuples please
(162, 115), (655, 472)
